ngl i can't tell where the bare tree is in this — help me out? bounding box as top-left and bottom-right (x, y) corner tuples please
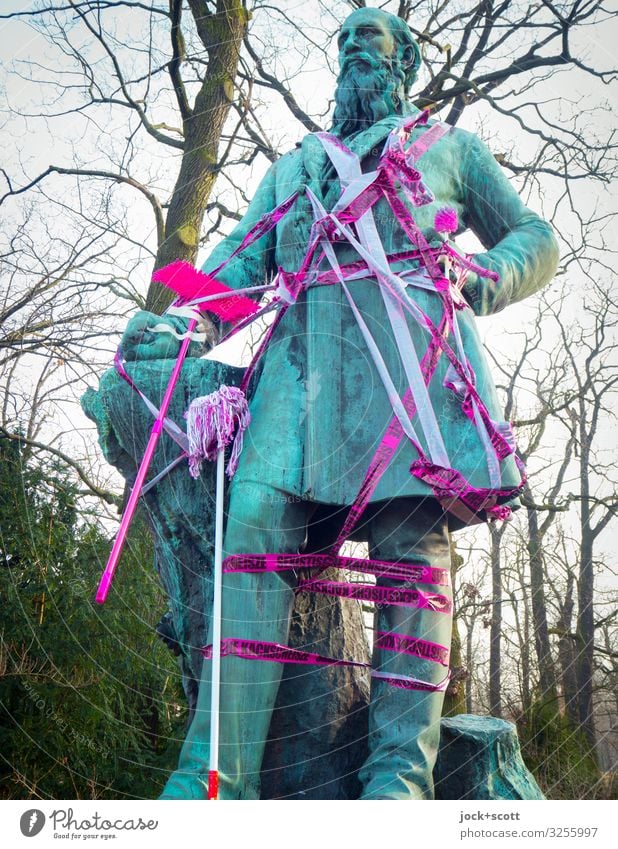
(551, 284), (618, 746)
(477, 274), (617, 765)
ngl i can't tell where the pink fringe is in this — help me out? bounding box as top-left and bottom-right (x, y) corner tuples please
(185, 385), (250, 478)
(152, 260), (258, 322)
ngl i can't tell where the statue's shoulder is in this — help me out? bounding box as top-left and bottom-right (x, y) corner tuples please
(280, 143), (304, 159)
(423, 116), (474, 144)
(269, 145), (304, 172)
(410, 119), (484, 165)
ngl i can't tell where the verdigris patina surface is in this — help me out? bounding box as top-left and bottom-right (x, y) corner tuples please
(110, 7), (558, 800)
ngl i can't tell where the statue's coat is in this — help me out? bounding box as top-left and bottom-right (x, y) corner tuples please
(204, 109), (558, 519)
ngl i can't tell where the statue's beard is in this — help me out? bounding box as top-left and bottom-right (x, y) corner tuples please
(331, 52), (406, 138)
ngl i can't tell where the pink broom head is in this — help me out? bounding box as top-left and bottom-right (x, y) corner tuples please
(434, 207), (459, 235)
(152, 261), (258, 322)
(185, 385), (250, 479)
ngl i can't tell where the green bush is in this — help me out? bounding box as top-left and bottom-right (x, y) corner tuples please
(519, 700), (604, 799)
(0, 437), (187, 799)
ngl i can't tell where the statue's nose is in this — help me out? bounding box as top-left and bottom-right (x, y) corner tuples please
(341, 29), (359, 54)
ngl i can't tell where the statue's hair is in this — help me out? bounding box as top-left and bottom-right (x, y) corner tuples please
(388, 15), (422, 94)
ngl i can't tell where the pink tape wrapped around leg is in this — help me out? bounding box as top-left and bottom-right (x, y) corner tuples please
(223, 552), (450, 585)
(201, 638), (450, 693)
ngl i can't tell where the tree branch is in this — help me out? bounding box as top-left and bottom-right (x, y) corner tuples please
(1, 165), (165, 249)
(168, 0), (192, 123)
(0, 428), (120, 506)
(243, 34), (322, 133)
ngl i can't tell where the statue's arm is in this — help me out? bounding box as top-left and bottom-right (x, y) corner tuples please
(201, 160), (279, 292)
(460, 132), (559, 316)
(121, 162), (279, 360)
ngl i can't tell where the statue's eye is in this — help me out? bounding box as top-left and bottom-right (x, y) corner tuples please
(337, 24), (382, 48)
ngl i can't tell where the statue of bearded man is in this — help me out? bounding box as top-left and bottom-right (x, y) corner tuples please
(124, 8), (558, 800)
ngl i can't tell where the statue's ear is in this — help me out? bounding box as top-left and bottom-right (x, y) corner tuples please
(400, 38), (422, 73)
(400, 43), (416, 70)
(399, 37), (422, 94)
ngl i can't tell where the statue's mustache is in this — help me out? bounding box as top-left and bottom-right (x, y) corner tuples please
(338, 51), (388, 75)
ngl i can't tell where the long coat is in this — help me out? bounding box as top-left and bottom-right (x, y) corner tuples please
(203, 108), (559, 521)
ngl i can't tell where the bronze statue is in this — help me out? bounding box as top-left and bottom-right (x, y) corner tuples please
(121, 8), (558, 799)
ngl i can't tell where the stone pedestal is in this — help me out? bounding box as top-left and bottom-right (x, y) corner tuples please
(435, 715), (544, 800)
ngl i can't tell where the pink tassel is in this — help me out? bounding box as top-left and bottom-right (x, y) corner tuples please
(434, 207), (459, 235)
(186, 386), (250, 478)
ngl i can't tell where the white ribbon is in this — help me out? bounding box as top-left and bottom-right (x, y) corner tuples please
(313, 135), (451, 468)
(147, 322), (207, 343)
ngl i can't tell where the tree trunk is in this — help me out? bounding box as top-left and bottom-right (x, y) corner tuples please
(576, 412), (596, 749)
(489, 523), (503, 717)
(557, 570), (578, 724)
(465, 612), (475, 714)
(146, 0), (250, 314)
(577, 530), (596, 747)
(510, 580), (531, 714)
(524, 482), (557, 706)
(443, 541), (466, 716)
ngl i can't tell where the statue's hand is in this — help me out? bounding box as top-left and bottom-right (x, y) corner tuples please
(121, 310), (207, 361)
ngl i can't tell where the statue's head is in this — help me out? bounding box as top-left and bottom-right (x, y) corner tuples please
(332, 8), (422, 137)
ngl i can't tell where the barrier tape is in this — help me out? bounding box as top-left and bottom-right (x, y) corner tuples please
(223, 552), (449, 586)
(201, 638), (450, 693)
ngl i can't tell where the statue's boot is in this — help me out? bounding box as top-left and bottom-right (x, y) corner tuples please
(160, 481), (310, 800)
(359, 499), (453, 800)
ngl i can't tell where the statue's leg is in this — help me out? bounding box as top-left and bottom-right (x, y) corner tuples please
(160, 481), (312, 800)
(358, 498), (453, 800)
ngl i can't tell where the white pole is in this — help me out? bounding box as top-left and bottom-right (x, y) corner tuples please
(208, 447), (225, 799)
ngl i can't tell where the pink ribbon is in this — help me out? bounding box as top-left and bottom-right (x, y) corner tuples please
(209, 192), (300, 278)
(309, 126), (522, 545)
(375, 631), (450, 667)
(223, 552), (450, 586)
(201, 638), (450, 693)
(116, 113), (523, 532)
(202, 638), (367, 669)
(114, 350), (189, 452)
(295, 579), (452, 614)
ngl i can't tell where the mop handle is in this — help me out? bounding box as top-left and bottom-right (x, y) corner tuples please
(95, 319), (198, 604)
(208, 448), (226, 799)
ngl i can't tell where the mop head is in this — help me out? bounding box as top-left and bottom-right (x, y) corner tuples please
(186, 385), (250, 478)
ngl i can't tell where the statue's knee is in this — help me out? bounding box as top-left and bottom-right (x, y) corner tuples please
(224, 483), (309, 557)
(226, 497), (270, 540)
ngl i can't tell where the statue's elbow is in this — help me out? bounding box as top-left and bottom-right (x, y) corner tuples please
(545, 224), (560, 281)
(529, 220), (560, 290)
